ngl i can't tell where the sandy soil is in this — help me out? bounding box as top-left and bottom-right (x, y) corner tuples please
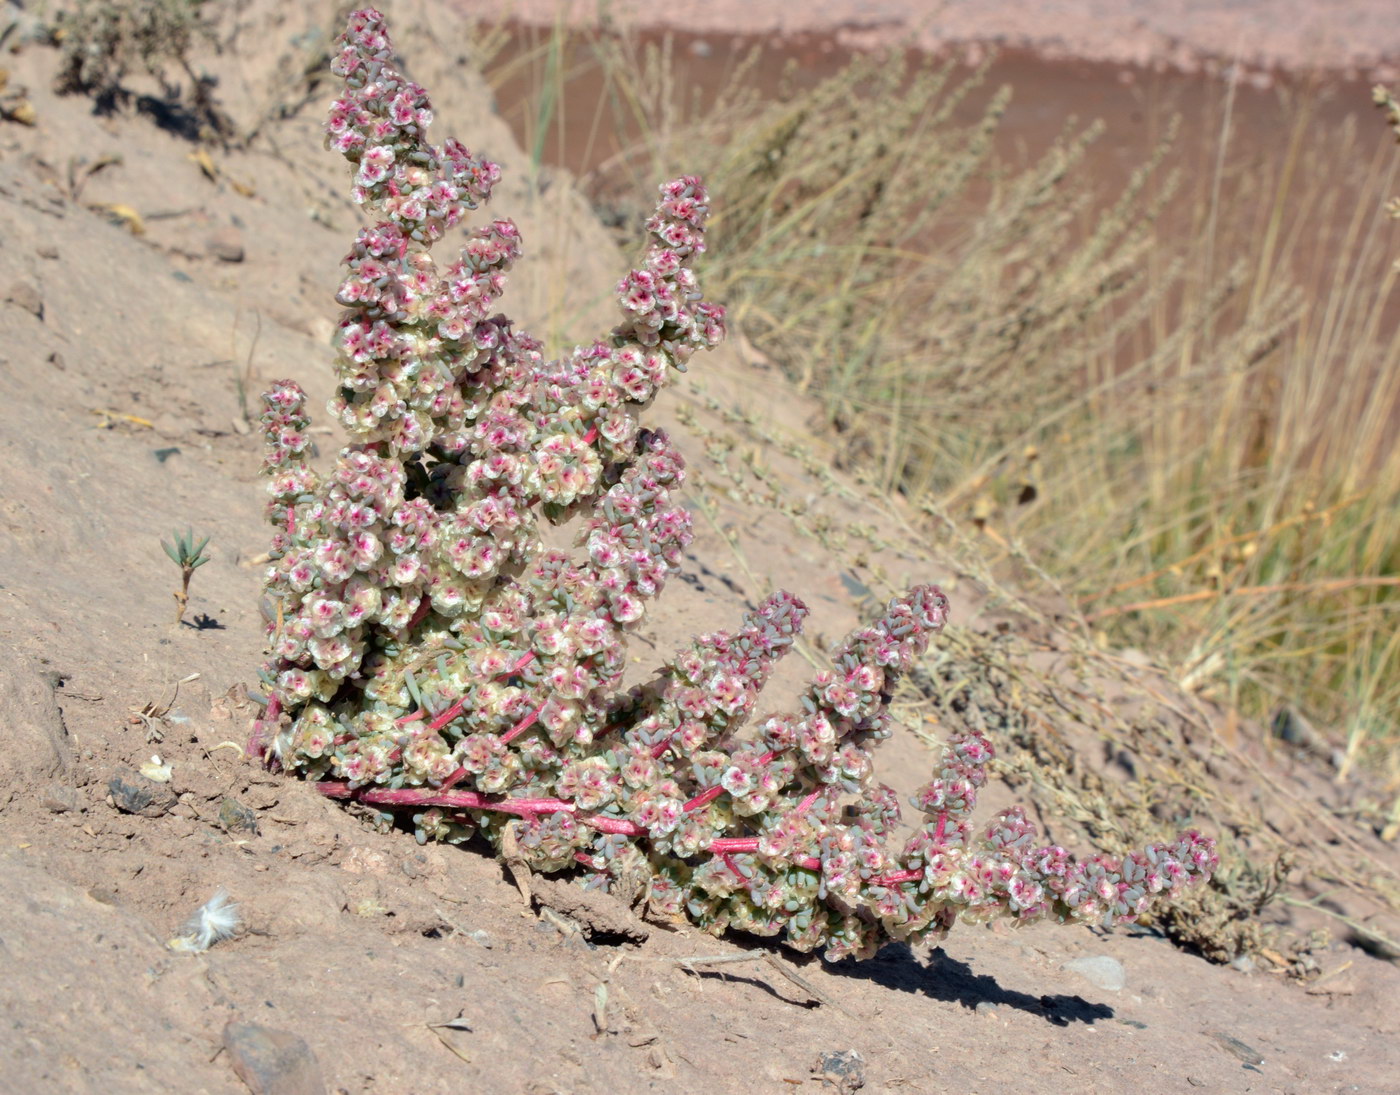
(462, 0), (1400, 78)
(2, 2), (1400, 1093)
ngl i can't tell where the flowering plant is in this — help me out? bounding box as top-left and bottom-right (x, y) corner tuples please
(252, 9), (1217, 961)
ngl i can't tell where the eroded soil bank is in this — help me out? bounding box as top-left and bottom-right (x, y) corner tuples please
(460, 0), (1400, 79)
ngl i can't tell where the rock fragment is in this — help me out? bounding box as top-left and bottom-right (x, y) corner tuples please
(107, 766), (178, 817)
(222, 1022), (326, 1095)
(0, 665), (71, 806)
(816, 1049), (866, 1093)
(206, 226), (246, 262)
(1062, 954), (1126, 992)
(4, 279), (43, 319)
(40, 783), (79, 813)
(219, 796), (260, 836)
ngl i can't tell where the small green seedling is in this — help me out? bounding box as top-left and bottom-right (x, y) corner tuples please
(161, 527), (211, 625)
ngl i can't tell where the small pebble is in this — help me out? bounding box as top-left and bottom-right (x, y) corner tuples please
(138, 755), (172, 782)
(2, 97), (36, 126)
(1209, 1030), (1265, 1066)
(107, 766), (178, 817)
(206, 226), (246, 263)
(1062, 955), (1126, 992)
(40, 783), (79, 813)
(4, 280), (43, 320)
(222, 1022), (326, 1095)
(219, 797), (260, 836)
(816, 1049), (866, 1093)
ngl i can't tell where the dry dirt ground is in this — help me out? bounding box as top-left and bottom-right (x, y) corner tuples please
(3, 3), (1400, 1094)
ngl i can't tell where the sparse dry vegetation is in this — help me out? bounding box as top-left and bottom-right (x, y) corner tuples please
(51, 0), (230, 139)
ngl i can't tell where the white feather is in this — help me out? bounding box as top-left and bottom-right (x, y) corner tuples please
(167, 889), (241, 953)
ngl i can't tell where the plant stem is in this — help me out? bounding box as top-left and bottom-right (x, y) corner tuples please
(683, 750), (776, 813)
(173, 567), (194, 625)
(500, 704), (542, 744)
(317, 784), (952, 885)
(315, 781), (648, 836)
(427, 651), (538, 732)
(248, 693), (281, 761)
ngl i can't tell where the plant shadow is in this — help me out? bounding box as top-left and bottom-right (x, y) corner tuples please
(826, 942), (1114, 1027)
(79, 84), (231, 144)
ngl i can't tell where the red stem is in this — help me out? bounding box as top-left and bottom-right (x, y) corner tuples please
(873, 868), (922, 886)
(499, 704), (541, 745)
(315, 781), (646, 835)
(682, 750), (775, 813)
(319, 782), (563, 815)
(248, 693), (282, 762)
(427, 650), (537, 732)
(406, 595), (432, 631)
(710, 837), (820, 872)
(708, 836), (916, 885)
(582, 425), (599, 445)
(682, 784), (724, 814)
(438, 766), (468, 791)
(586, 814), (645, 836)
(317, 782), (916, 883)
(426, 696), (468, 732)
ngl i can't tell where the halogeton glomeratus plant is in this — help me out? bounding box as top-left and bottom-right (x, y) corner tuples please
(252, 9), (1217, 961)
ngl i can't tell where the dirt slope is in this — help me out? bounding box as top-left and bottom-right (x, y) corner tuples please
(461, 0), (1400, 78)
(2, 3), (1399, 1093)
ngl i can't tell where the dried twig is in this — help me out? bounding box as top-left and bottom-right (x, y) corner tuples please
(625, 952), (855, 1017)
(129, 672), (200, 743)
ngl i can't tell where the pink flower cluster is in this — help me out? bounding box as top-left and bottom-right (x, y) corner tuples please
(327, 9), (499, 240)
(254, 9), (1217, 964)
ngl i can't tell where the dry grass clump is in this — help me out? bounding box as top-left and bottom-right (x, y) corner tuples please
(1071, 94), (1400, 783)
